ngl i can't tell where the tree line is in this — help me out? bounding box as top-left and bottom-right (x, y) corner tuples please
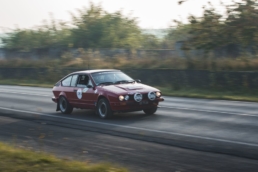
(169, 0), (258, 57)
(1, 0), (258, 57)
(1, 3), (156, 51)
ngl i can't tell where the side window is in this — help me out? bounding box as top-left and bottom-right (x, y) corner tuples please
(71, 75), (78, 87)
(77, 75), (89, 87)
(61, 76), (72, 87)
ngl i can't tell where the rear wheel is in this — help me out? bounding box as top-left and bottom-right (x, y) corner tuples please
(97, 98), (113, 119)
(59, 96), (73, 114)
(143, 107), (157, 115)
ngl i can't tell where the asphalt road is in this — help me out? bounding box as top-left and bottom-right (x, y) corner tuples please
(1, 85), (258, 171)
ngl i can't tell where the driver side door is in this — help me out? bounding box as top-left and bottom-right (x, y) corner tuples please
(73, 74), (93, 108)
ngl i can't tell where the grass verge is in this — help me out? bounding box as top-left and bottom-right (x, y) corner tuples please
(158, 86), (258, 102)
(0, 142), (127, 172)
(0, 79), (53, 88)
(1, 79), (258, 102)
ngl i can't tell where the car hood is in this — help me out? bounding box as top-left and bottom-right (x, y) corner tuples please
(101, 83), (159, 95)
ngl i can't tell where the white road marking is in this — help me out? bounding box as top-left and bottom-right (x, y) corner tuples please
(1, 106), (258, 147)
(159, 106), (258, 117)
(0, 90), (50, 97)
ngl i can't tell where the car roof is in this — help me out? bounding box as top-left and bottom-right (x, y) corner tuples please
(71, 69), (120, 75)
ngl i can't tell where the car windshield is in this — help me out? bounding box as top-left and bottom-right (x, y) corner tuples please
(91, 71), (134, 85)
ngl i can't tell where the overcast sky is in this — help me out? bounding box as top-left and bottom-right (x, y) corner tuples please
(0, 0), (236, 31)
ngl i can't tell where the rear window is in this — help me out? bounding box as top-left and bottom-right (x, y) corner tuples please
(62, 76), (72, 86)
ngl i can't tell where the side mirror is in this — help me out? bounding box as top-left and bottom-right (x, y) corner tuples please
(87, 85), (93, 88)
(135, 79), (141, 83)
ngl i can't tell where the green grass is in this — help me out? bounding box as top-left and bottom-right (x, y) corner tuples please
(0, 142), (127, 172)
(1, 79), (258, 102)
(0, 79), (53, 88)
(157, 86), (258, 102)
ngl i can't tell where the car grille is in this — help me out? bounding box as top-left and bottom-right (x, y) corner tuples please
(128, 93), (148, 101)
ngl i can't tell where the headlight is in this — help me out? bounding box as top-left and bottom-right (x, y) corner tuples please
(148, 92), (156, 101)
(156, 92), (161, 97)
(134, 93), (143, 102)
(124, 95), (129, 101)
(119, 95), (124, 101)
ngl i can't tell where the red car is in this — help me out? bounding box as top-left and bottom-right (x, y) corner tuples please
(52, 69), (164, 119)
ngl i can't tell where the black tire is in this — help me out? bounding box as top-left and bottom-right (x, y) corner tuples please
(97, 98), (113, 119)
(143, 107), (157, 115)
(58, 96), (73, 114)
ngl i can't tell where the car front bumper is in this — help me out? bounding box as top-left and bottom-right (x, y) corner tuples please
(110, 97), (164, 112)
(52, 97), (58, 103)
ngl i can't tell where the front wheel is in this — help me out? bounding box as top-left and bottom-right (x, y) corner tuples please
(59, 96), (73, 114)
(143, 107), (157, 115)
(97, 98), (113, 119)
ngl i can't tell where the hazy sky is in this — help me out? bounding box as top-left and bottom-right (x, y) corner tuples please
(0, 0), (235, 31)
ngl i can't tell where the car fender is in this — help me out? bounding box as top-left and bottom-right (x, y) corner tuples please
(59, 91), (67, 99)
(96, 91), (117, 105)
(96, 92), (108, 102)
(97, 91), (119, 111)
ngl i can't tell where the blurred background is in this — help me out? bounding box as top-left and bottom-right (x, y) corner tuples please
(1, 0), (258, 99)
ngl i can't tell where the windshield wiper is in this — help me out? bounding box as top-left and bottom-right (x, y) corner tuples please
(114, 80), (135, 84)
(97, 82), (114, 86)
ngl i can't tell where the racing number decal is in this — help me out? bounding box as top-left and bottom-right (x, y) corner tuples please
(77, 89), (82, 99)
(77, 88), (89, 99)
(76, 88), (88, 99)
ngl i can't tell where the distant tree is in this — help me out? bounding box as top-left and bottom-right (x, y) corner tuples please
(174, 0), (258, 55)
(70, 3), (142, 49)
(1, 19), (71, 51)
(163, 23), (191, 49)
(186, 5), (224, 51)
(178, 0), (188, 5)
(141, 34), (161, 49)
(225, 0), (258, 48)
(0, 2), (143, 51)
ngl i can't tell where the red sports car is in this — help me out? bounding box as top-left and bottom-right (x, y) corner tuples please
(52, 69), (164, 119)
